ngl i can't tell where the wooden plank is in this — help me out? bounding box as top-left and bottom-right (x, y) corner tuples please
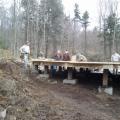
(31, 59), (120, 70)
(31, 59), (120, 65)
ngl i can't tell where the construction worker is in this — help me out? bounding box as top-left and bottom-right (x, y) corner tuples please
(20, 41), (30, 69)
(54, 50), (62, 60)
(111, 52), (120, 62)
(63, 50), (70, 61)
(76, 53), (87, 62)
(111, 51), (120, 74)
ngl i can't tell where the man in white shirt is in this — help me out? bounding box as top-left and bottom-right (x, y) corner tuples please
(111, 52), (120, 74)
(111, 52), (120, 62)
(20, 41), (30, 68)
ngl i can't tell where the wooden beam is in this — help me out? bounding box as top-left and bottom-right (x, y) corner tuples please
(67, 67), (73, 80)
(102, 69), (109, 87)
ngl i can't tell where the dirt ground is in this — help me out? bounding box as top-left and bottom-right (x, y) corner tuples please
(0, 59), (120, 120)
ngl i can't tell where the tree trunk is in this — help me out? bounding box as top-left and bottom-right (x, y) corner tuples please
(13, 0), (17, 57)
(103, 36), (107, 61)
(84, 26), (87, 56)
(72, 20), (76, 54)
(45, 35), (49, 58)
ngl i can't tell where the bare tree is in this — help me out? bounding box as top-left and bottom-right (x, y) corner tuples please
(13, 0), (17, 57)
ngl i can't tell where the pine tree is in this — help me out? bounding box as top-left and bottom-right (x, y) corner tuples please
(81, 11), (89, 56)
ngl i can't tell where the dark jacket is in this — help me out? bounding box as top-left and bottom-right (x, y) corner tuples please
(54, 53), (62, 60)
(63, 53), (70, 61)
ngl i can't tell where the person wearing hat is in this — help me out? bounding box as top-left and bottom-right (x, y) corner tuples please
(19, 41), (30, 68)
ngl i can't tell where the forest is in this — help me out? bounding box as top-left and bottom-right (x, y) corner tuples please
(0, 0), (120, 61)
(0, 1), (120, 120)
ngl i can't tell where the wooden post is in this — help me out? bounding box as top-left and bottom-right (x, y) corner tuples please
(35, 65), (39, 71)
(63, 67), (77, 85)
(102, 69), (109, 87)
(67, 67), (73, 80)
(44, 65), (49, 74)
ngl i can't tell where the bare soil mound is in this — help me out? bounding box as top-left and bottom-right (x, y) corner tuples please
(0, 59), (119, 120)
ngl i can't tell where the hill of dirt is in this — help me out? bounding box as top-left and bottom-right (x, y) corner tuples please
(0, 59), (120, 120)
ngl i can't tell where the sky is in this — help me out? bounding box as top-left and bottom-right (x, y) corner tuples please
(62, 0), (98, 29)
(62, 0), (120, 29)
(3, 0), (120, 29)
(2, 0), (98, 26)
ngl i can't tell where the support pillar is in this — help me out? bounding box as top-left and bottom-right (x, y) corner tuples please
(63, 67), (77, 85)
(35, 65), (38, 70)
(44, 65), (49, 74)
(99, 69), (113, 95)
(102, 69), (109, 87)
(67, 67), (73, 80)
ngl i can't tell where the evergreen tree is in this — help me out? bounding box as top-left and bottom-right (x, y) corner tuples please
(39, 0), (64, 57)
(81, 11), (89, 56)
(103, 13), (120, 58)
(74, 3), (80, 20)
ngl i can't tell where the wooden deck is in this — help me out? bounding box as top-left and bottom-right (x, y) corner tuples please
(31, 59), (120, 87)
(31, 59), (120, 69)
